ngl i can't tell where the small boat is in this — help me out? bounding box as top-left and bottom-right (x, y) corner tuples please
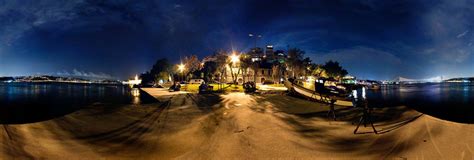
(285, 79), (353, 107)
(367, 84), (381, 90)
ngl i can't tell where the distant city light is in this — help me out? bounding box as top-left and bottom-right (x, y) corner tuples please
(123, 74), (141, 86)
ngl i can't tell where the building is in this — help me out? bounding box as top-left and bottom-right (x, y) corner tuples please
(122, 75), (142, 86)
(264, 45), (274, 59)
(341, 75), (356, 84)
(222, 62), (277, 84)
(249, 47), (264, 62)
(221, 45), (288, 84)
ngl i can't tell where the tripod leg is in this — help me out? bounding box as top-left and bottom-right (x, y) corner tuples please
(331, 104), (336, 120)
(367, 112), (378, 134)
(326, 102), (331, 117)
(354, 115), (364, 134)
(332, 110), (336, 121)
(363, 110), (367, 127)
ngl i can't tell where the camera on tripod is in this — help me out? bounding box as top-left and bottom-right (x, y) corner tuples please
(350, 84), (378, 134)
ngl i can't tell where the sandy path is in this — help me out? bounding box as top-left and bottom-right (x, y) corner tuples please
(1, 88), (473, 159)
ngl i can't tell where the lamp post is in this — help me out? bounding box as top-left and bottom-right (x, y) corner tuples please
(229, 53), (240, 85)
(230, 53), (240, 65)
(248, 33), (262, 52)
(178, 63), (185, 82)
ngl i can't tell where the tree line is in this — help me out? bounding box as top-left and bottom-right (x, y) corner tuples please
(140, 47), (348, 85)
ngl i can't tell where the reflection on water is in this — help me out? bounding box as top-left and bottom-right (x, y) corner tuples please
(0, 82), (157, 124)
(367, 83), (474, 123)
(131, 88), (140, 104)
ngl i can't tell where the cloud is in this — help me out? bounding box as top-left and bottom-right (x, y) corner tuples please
(0, 0), (83, 45)
(457, 30), (469, 38)
(56, 69), (115, 80)
(417, 0), (474, 64)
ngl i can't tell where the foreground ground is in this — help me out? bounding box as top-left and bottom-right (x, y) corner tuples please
(1, 88), (473, 159)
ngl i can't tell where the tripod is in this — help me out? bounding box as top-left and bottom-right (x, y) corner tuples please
(326, 99), (337, 120)
(353, 100), (378, 134)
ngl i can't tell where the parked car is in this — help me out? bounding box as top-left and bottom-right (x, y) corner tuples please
(189, 79), (205, 84)
(169, 83), (181, 92)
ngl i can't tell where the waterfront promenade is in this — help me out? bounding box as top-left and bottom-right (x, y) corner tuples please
(1, 88), (473, 159)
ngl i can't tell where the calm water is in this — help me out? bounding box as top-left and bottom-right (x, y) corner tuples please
(2, 82), (473, 124)
(367, 83), (474, 123)
(0, 82), (157, 124)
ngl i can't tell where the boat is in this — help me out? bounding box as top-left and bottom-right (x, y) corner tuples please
(285, 79), (353, 107)
(367, 84), (381, 90)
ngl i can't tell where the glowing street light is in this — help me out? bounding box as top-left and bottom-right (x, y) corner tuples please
(177, 63), (186, 82)
(178, 63), (185, 73)
(230, 54), (240, 64)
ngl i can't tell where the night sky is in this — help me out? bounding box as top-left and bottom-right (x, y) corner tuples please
(0, 0), (473, 80)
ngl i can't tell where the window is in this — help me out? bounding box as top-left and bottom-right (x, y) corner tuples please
(261, 70), (264, 75)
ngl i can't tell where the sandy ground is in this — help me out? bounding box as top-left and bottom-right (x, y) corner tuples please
(1, 88), (473, 159)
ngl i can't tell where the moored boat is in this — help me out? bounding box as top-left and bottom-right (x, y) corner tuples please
(285, 79), (353, 107)
(367, 84), (381, 90)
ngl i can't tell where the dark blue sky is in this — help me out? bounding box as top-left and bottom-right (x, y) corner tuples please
(0, 0), (473, 80)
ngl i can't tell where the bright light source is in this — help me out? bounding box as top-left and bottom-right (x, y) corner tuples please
(123, 74), (142, 86)
(230, 54), (239, 64)
(178, 63), (185, 73)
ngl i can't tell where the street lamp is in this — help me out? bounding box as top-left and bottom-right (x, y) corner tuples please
(177, 63), (185, 81)
(178, 63), (185, 73)
(230, 54), (240, 64)
(229, 53), (240, 85)
(248, 33), (262, 50)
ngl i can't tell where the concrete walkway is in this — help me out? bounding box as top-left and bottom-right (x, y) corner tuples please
(1, 88), (473, 159)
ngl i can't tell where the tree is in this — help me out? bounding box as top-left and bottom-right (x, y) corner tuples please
(228, 54), (241, 84)
(202, 61), (218, 83)
(156, 71), (171, 84)
(205, 51), (229, 85)
(302, 57), (312, 77)
(286, 48), (305, 77)
(140, 71), (154, 85)
(322, 60), (348, 80)
(272, 64), (281, 83)
(141, 58), (172, 85)
(245, 49), (262, 82)
(150, 58), (171, 76)
(239, 54), (253, 83)
(183, 55), (201, 80)
(310, 64), (328, 78)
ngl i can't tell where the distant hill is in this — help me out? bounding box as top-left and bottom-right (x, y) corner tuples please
(1, 75), (121, 84)
(0, 77), (14, 82)
(444, 77), (474, 82)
